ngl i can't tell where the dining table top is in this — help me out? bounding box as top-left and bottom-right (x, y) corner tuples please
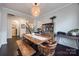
(23, 34), (51, 45)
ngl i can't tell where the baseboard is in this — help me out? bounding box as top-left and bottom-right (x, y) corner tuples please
(0, 41), (7, 48)
(2, 41), (7, 45)
(0, 44), (1, 48)
(7, 38), (12, 40)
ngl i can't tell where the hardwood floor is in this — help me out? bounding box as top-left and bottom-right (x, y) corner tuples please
(0, 37), (79, 56)
(0, 37), (18, 56)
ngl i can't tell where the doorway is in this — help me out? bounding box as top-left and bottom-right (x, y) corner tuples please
(12, 22), (17, 37)
(7, 14), (27, 39)
(7, 14), (20, 38)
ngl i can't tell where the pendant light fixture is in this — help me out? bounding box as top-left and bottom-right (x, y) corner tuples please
(32, 3), (40, 16)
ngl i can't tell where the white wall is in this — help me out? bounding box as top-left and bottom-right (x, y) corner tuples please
(8, 15), (34, 38)
(7, 15), (19, 38)
(7, 15), (13, 38)
(7, 15), (28, 38)
(39, 4), (79, 33)
(0, 8), (2, 47)
(0, 7), (33, 48)
(38, 4), (79, 49)
(19, 18), (27, 37)
(5, 7), (33, 38)
(0, 8), (7, 48)
(54, 4), (79, 33)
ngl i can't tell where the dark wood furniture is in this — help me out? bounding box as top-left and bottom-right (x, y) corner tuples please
(42, 23), (54, 33)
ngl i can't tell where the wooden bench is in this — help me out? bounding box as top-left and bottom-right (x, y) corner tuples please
(16, 40), (36, 56)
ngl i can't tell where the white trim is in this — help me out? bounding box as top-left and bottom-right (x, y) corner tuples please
(0, 8), (1, 48)
(0, 45), (1, 48)
(2, 7), (33, 19)
(0, 41), (7, 48)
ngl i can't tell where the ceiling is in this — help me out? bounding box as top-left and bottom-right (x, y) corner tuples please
(0, 3), (71, 16)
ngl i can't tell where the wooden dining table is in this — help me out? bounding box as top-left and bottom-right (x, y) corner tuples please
(23, 34), (51, 45)
(23, 34), (57, 56)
